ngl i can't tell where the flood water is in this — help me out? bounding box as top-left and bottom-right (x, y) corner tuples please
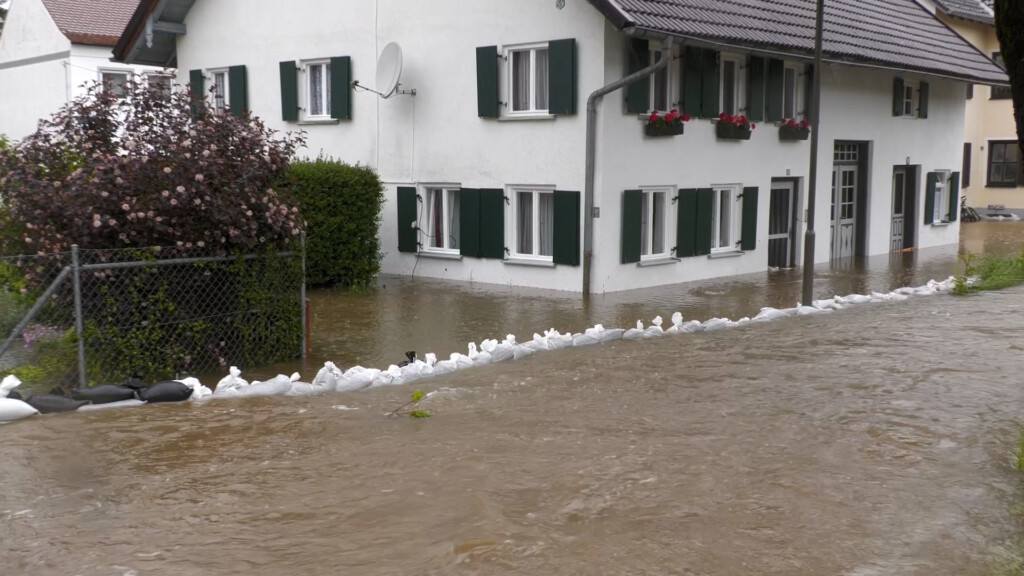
(3, 222), (1024, 575)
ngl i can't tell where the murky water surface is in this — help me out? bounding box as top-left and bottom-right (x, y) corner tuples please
(2, 222), (1024, 575)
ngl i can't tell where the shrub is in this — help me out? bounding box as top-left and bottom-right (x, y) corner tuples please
(281, 157), (384, 288)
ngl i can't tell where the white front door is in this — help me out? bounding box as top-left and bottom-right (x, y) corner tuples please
(830, 165), (857, 260)
(768, 181), (795, 269)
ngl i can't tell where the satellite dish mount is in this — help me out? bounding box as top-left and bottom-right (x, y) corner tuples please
(354, 42), (415, 98)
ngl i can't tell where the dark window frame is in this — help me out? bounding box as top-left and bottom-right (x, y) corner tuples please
(987, 140), (1019, 188)
(991, 52), (1012, 100)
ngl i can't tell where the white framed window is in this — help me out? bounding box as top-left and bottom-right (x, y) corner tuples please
(145, 73), (173, 100)
(648, 46), (675, 112)
(100, 70), (129, 98)
(711, 184), (741, 252)
(900, 80), (918, 117)
(640, 187), (673, 260)
(210, 69), (229, 115)
(932, 170), (950, 223)
(720, 54), (746, 116)
(783, 64), (800, 119)
(508, 186), (554, 259)
(304, 60), (332, 118)
(421, 186), (461, 252)
(505, 43), (549, 115)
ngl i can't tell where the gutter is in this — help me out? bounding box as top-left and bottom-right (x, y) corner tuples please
(583, 33), (673, 296)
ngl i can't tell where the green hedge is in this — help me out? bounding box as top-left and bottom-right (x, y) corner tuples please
(283, 157), (384, 288)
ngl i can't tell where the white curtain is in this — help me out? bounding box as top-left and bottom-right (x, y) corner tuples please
(513, 51), (530, 111)
(310, 65), (324, 116)
(448, 190), (460, 249)
(518, 191), (533, 254)
(535, 49), (549, 111)
(640, 193), (650, 256)
(539, 193), (553, 257)
(652, 192), (665, 254)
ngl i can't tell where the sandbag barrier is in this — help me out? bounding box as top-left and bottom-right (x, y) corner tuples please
(0, 277), (958, 423)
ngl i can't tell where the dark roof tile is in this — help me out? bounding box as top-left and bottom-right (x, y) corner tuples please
(40, 0), (141, 47)
(933, 0), (993, 24)
(594, 0), (1006, 83)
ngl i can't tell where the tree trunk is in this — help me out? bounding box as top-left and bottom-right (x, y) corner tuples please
(995, 0), (1024, 158)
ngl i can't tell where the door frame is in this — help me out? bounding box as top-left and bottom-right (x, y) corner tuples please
(832, 140), (870, 259)
(891, 165), (918, 251)
(768, 177), (799, 269)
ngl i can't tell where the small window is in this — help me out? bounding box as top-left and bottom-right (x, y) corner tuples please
(100, 70), (129, 98)
(422, 187), (460, 252)
(305, 61), (332, 118)
(508, 44), (549, 114)
(649, 48), (671, 112)
(640, 188), (672, 260)
(146, 73), (173, 100)
(511, 187), (554, 259)
(711, 185), (741, 251)
(902, 83), (916, 116)
(720, 55), (745, 116)
(783, 65), (799, 119)
(210, 70), (229, 115)
(987, 141), (1019, 187)
(992, 53), (1012, 100)
(932, 171), (950, 223)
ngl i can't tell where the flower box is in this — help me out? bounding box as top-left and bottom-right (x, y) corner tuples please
(645, 123), (685, 137)
(715, 121), (751, 140)
(779, 124), (810, 141)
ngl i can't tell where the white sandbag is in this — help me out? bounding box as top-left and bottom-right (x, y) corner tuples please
(644, 316), (666, 337)
(0, 397), (38, 422)
(571, 331), (599, 347)
(622, 320), (647, 340)
(400, 359), (434, 382)
(1, 375), (21, 398)
(702, 317), (730, 331)
(679, 320), (704, 333)
(286, 381), (330, 396)
(371, 365), (405, 388)
(522, 333), (552, 352)
(488, 337), (514, 363)
(665, 312), (686, 334)
(77, 399), (146, 411)
(424, 353), (438, 367)
(214, 366), (249, 397)
(177, 376), (212, 401)
(544, 329), (573, 350)
(507, 335), (534, 360)
(335, 366), (378, 392)
(238, 372), (298, 397)
(796, 305), (828, 315)
(468, 342), (493, 365)
(586, 324), (624, 343)
(734, 317), (752, 326)
(753, 307), (788, 321)
(311, 362), (343, 391)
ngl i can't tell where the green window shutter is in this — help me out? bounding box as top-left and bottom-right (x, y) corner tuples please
(893, 77), (904, 117)
(924, 172), (937, 224)
(625, 38), (649, 114)
(331, 56), (352, 120)
(228, 65), (247, 117)
(479, 188), (505, 259)
(621, 189), (642, 264)
(189, 69), (205, 118)
(459, 188), (481, 257)
(918, 81), (929, 119)
(700, 50), (720, 118)
(675, 188), (698, 257)
(766, 58), (784, 122)
(803, 64), (814, 119)
(476, 46), (499, 118)
(279, 61), (298, 122)
(683, 47), (703, 118)
(740, 186), (759, 251)
(548, 38), (576, 115)
(397, 187), (419, 253)
(747, 56), (765, 122)
(695, 188), (714, 255)
(552, 190), (580, 265)
(947, 171), (960, 222)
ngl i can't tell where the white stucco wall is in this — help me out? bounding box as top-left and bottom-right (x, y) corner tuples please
(167, 0), (967, 293)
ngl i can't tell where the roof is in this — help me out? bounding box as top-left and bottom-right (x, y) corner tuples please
(113, 0), (194, 67)
(932, 0), (994, 25)
(39, 0), (142, 47)
(588, 0), (1008, 84)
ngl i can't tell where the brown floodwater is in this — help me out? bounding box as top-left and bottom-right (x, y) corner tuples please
(2, 221), (1024, 575)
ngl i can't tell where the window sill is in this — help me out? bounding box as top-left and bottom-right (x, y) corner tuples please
(298, 118), (340, 126)
(707, 250), (744, 259)
(930, 221), (951, 227)
(637, 257), (679, 267)
(503, 257), (555, 267)
(417, 250), (462, 260)
(498, 114), (556, 122)
(985, 183), (1019, 188)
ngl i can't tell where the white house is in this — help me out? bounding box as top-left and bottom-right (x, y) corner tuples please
(0, 0), (169, 140)
(113, 0), (1006, 294)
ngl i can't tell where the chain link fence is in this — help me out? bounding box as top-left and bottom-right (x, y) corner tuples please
(1, 243), (305, 389)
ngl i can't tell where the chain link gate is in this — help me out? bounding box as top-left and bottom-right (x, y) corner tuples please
(1, 237), (306, 388)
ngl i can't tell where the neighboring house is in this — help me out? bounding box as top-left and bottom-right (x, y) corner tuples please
(114, 0), (1006, 294)
(0, 0), (169, 140)
(922, 0), (1023, 217)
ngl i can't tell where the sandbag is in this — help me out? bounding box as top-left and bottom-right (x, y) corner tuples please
(24, 394), (90, 413)
(237, 373), (297, 397)
(286, 380), (329, 396)
(214, 366), (249, 397)
(0, 397), (38, 422)
(336, 366), (378, 392)
(311, 362), (343, 391)
(370, 365), (405, 388)
(1, 375), (21, 398)
(72, 384), (137, 404)
(136, 380), (193, 403)
(77, 399), (146, 411)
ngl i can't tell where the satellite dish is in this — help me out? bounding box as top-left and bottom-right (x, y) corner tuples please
(376, 42), (403, 98)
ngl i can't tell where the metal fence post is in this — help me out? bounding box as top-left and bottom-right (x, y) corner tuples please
(300, 231), (308, 359)
(71, 245), (87, 388)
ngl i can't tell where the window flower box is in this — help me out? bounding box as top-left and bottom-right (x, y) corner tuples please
(716, 113), (753, 140)
(645, 109), (689, 137)
(779, 118), (810, 141)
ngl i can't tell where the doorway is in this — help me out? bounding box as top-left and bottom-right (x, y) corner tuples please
(768, 179), (797, 269)
(890, 166), (916, 251)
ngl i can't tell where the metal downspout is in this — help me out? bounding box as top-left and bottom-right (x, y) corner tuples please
(583, 36), (674, 296)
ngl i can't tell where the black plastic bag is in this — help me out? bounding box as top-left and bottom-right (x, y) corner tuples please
(136, 381), (193, 403)
(25, 394), (90, 413)
(72, 385), (138, 404)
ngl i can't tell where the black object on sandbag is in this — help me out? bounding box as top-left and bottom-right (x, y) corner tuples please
(136, 380), (192, 403)
(25, 394), (90, 413)
(72, 384), (137, 404)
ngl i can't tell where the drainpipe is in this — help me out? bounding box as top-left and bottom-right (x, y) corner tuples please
(583, 35), (674, 296)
